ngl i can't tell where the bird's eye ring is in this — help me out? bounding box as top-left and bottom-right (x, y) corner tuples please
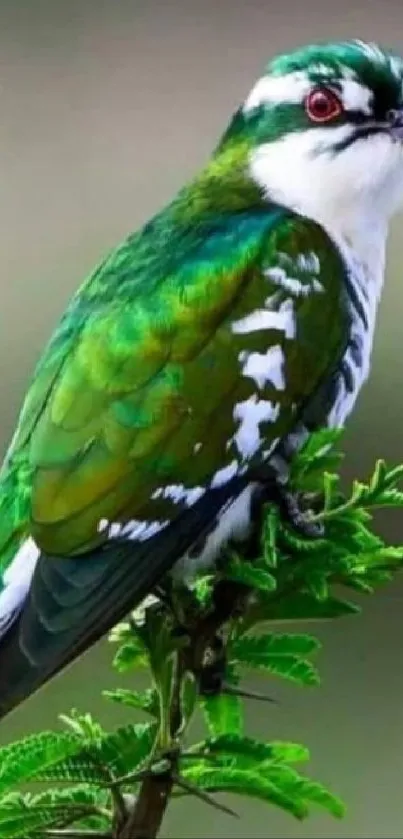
(305, 87), (343, 123)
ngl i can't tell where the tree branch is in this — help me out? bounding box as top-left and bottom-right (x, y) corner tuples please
(111, 577), (247, 838)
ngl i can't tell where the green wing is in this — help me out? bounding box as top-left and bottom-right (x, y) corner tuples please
(0, 207), (351, 718)
(0, 209), (348, 564)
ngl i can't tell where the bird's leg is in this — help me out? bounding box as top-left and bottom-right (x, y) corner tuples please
(276, 485), (324, 538)
(250, 461), (324, 539)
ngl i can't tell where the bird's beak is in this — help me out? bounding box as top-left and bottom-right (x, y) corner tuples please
(389, 108), (403, 140)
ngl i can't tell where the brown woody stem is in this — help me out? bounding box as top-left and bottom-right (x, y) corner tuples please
(112, 578), (247, 838)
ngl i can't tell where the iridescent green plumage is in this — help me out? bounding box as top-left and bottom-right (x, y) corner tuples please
(1, 36), (400, 719)
(0, 200), (346, 562)
(0, 179), (347, 716)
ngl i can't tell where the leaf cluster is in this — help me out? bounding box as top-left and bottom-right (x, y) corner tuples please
(0, 429), (402, 837)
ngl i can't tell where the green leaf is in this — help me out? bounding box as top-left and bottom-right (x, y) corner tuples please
(182, 760), (344, 822)
(293, 777), (345, 818)
(290, 428), (344, 492)
(109, 619), (138, 644)
(305, 571), (329, 601)
(102, 687), (159, 718)
(294, 428), (343, 466)
(190, 734), (310, 766)
(0, 732), (82, 795)
(190, 574), (215, 607)
(180, 672), (198, 731)
(181, 764), (309, 820)
(280, 525), (327, 554)
(241, 592), (360, 631)
(138, 607), (178, 683)
(0, 786), (109, 839)
(201, 692), (243, 738)
(36, 754), (107, 786)
(59, 710), (104, 742)
(225, 555), (276, 593)
(323, 471), (341, 511)
(262, 507), (279, 567)
(26, 784), (109, 812)
(230, 634), (321, 687)
(113, 640), (148, 673)
(0, 804), (62, 839)
(263, 764), (345, 818)
(231, 632), (321, 657)
(37, 722), (157, 786)
(96, 722), (157, 777)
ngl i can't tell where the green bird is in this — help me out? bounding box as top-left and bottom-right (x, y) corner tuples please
(0, 39), (402, 719)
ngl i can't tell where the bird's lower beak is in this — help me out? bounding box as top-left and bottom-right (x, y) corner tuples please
(389, 108), (403, 140)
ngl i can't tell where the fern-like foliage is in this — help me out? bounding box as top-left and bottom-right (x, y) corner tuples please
(0, 429), (402, 838)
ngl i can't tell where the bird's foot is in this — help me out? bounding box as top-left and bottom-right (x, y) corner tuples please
(275, 485), (324, 539)
(251, 466), (324, 539)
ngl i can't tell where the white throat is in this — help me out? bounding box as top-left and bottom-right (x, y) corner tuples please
(248, 126), (393, 302)
(248, 127), (398, 431)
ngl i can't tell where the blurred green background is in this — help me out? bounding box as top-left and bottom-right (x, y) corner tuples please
(0, 0), (403, 836)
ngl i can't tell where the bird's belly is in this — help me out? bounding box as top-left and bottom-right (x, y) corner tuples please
(324, 237), (381, 429)
(173, 483), (257, 584)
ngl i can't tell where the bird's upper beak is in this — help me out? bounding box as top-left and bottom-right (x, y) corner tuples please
(389, 108), (403, 140)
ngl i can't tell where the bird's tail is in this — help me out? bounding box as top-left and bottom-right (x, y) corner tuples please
(0, 477), (246, 721)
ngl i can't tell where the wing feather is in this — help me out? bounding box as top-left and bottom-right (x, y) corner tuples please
(0, 207), (350, 717)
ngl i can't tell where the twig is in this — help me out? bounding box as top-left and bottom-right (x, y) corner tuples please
(111, 499), (282, 837)
(173, 774), (238, 818)
(114, 657), (183, 838)
(222, 683), (277, 704)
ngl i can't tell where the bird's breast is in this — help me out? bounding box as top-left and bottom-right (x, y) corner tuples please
(325, 237), (384, 428)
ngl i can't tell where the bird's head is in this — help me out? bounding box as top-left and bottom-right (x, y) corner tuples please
(217, 40), (403, 238)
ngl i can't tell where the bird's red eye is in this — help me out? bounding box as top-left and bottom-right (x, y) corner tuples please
(305, 87), (343, 123)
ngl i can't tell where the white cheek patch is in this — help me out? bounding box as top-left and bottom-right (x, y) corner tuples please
(339, 79), (372, 114)
(249, 123), (403, 245)
(243, 69), (372, 117)
(248, 123), (355, 222)
(243, 71), (312, 112)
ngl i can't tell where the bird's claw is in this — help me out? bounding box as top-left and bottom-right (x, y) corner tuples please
(250, 466), (325, 539)
(276, 487), (325, 539)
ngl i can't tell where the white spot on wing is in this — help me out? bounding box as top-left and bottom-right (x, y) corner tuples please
(296, 251), (321, 275)
(0, 537), (40, 638)
(265, 263), (324, 297)
(151, 484), (205, 506)
(109, 522), (122, 539)
(210, 460), (238, 488)
(100, 518), (170, 542)
(240, 345), (285, 390)
(232, 299), (295, 339)
(233, 395), (280, 459)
